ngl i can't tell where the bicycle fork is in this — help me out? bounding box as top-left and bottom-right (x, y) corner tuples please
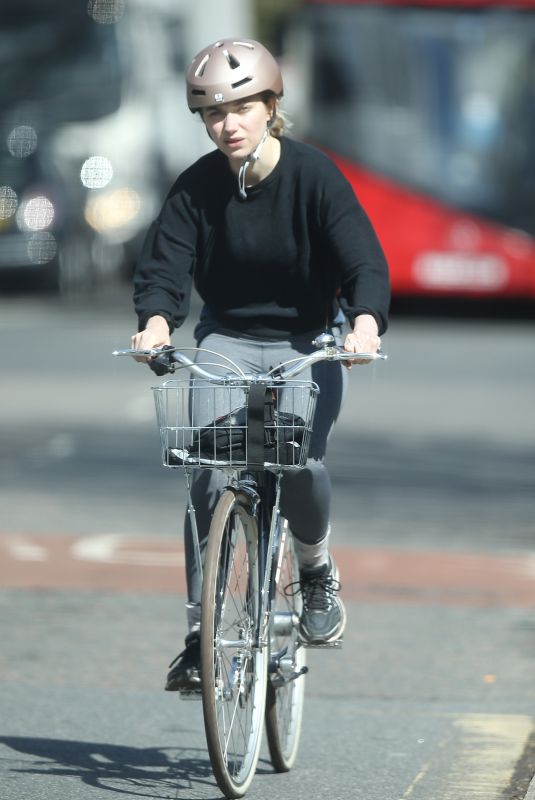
(259, 475), (308, 687)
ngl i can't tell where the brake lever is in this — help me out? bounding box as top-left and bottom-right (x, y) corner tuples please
(149, 345), (176, 376)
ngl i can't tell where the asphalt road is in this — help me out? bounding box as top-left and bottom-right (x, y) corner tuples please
(1, 287), (534, 800)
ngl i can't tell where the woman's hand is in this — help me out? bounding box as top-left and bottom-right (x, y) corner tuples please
(131, 315), (171, 363)
(343, 313), (381, 368)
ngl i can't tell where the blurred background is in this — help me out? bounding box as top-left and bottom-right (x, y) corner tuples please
(1, 0), (535, 305)
(1, 5), (535, 797)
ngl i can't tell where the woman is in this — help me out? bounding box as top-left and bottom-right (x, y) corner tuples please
(132, 38), (390, 691)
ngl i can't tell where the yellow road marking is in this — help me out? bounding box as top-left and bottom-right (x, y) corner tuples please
(402, 763), (431, 797)
(401, 713), (533, 799)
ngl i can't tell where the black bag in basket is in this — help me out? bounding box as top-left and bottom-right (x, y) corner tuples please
(168, 385), (308, 467)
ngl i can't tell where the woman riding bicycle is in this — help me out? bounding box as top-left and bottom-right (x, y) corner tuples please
(131, 38), (390, 692)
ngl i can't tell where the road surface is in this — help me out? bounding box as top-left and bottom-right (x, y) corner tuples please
(0, 289), (534, 799)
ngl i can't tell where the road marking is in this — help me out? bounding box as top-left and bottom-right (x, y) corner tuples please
(3, 536), (48, 561)
(70, 534), (184, 567)
(401, 713), (534, 799)
(0, 534), (186, 593)
(341, 548), (535, 607)
(1, 536), (535, 603)
(402, 763), (431, 797)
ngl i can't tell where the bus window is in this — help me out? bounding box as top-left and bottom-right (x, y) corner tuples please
(301, 5), (535, 238)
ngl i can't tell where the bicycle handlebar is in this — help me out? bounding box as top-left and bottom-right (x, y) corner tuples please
(113, 336), (387, 383)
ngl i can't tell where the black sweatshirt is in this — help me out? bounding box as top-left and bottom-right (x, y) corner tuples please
(134, 136), (390, 339)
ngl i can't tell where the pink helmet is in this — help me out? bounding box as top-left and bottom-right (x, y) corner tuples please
(186, 38), (283, 112)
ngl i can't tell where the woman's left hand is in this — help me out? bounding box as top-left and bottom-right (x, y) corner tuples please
(343, 314), (381, 367)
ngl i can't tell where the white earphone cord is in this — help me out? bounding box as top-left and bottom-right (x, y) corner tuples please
(238, 128), (269, 199)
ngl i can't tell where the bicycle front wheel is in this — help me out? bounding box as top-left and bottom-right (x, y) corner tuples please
(265, 519), (306, 772)
(201, 489), (268, 798)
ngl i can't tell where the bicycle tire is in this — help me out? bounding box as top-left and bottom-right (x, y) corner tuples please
(201, 489), (268, 798)
(265, 519), (306, 772)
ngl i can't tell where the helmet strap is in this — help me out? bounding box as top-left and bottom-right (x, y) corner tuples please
(238, 128), (270, 199)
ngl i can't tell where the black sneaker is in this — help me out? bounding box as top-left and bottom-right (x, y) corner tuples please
(165, 632), (201, 692)
(297, 558), (346, 644)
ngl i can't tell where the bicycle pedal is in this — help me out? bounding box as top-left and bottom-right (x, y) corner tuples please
(178, 689), (202, 700)
(301, 637), (343, 649)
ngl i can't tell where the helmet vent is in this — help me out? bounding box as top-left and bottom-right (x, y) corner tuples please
(191, 89), (206, 96)
(233, 41), (254, 50)
(195, 54), (210, 78)
(223, 49), (240, 69)
(231, 77), (253, 89)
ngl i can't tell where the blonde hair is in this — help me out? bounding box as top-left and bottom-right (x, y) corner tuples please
(260, 92), (292, 138)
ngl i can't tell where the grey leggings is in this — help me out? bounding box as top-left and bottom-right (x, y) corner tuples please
(184, 330), (347, 606)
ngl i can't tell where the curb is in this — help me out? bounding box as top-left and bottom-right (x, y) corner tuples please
(526, 774), (535, 799)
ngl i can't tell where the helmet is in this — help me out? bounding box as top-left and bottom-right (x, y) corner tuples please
(186, 38), (283, 112)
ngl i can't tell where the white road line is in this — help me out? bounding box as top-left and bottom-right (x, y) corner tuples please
(70, 534), (183, 567)
(3, 536), (48, 561)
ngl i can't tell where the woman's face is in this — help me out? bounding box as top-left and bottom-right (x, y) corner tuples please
(202, 95), (273, 165)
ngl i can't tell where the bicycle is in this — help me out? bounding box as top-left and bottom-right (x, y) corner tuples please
(113, 333), (386, 798)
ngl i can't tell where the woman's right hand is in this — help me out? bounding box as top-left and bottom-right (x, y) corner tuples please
(131, 315), (171, 362)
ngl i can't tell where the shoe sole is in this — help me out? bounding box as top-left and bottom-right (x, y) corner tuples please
(165, 667), (201, 692)
(165, 679), (202, 692)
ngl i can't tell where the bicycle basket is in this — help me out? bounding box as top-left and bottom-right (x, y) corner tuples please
(152, 379), (318, 470)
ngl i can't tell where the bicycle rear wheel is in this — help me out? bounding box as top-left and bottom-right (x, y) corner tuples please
(201, 489), (268, 798)
(265, 519), (306, 772)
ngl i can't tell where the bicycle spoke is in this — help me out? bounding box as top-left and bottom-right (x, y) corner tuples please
(265, 519), (306, 772)
(201, 490), (268, 797)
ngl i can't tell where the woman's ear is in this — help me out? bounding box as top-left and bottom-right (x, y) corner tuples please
(267, 101), (277, 129)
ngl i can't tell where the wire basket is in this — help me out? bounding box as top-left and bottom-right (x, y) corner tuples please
(152, 379), (319, 470)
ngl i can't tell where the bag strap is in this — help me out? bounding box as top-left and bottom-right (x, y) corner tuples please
(247, 384), (267, 469)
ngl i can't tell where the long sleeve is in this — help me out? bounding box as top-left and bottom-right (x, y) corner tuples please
(133, 221), (192, 332)
(319, 163), (390, 335)
(133, 149), (232, 333)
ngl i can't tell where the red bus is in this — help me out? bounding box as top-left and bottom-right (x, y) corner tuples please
(286, 0), (535, 301)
